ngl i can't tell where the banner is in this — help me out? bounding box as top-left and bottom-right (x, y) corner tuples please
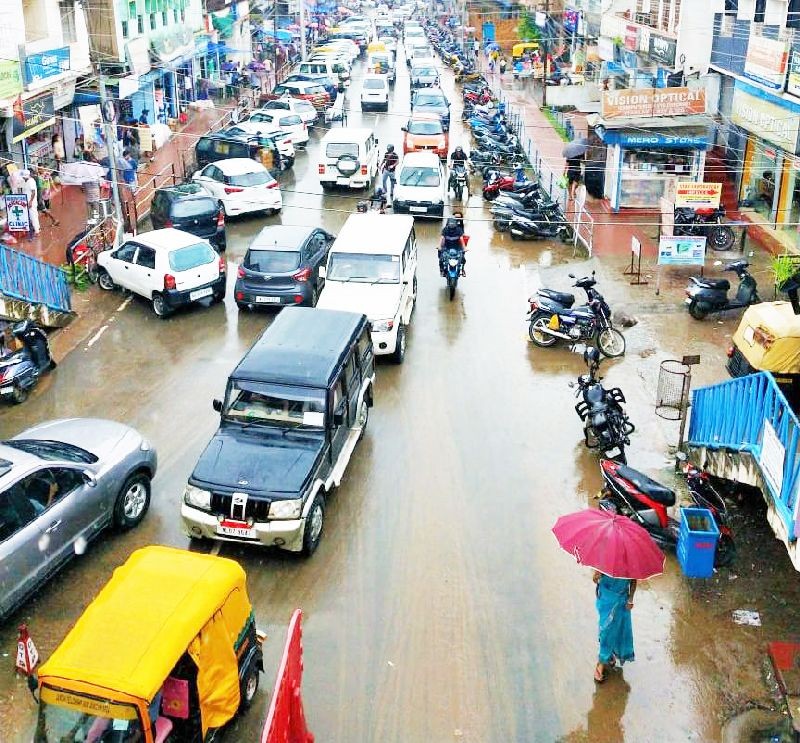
(744, 35), (788, 91)
(0, 60), (23, 100)
(11, 94), (55, 143)
(658, 236), (706, 266)
(674, 181), (722, 209)
(601, 87), (706, 119)
(730, 83), (800, 151)
(5, 194), (30, 233)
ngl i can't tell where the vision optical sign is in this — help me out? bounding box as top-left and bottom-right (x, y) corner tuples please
(601, 87), (706, 119)
(731, 85), (800, 151)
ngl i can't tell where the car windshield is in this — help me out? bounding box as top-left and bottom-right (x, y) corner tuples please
(172, 198), (217, 218)
(279, 115), (302, 126)
(245, 249), (300, 273)
(35, 690), (145, 743)
(3, 439), (97, 464)
(408, 120), (442, 135)
(327, 251), (401, 283)
(413, 67), (436, 76)
(363, 78), (386, 89)
(399, 166), (440, 187)
(415, 93), (445, 107)
(168, 242), (216, 272)
(224, 381), (326, 428)
(326, 142), (359, 158)
(249, 112), (275, 123)
(226, 171), (272, 187)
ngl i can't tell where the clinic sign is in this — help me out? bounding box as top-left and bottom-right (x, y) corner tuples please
(731, 83), (800, 151)
(675, 182), (722, 209)
(601, 87), (706, 119)
(658, 236), (706, 266)
(744, 35), (788, 90)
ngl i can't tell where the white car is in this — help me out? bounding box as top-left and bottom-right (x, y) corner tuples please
(259, 96), (318, 126)
(378, 35), (398, 54)
(192, 158), (282, 217)
(315, 39), (359, 63)
(235, 110), (309, 146)
(97, 228), (226, 318)
(392, 151), (446, 219)
(361, 74), (390, 112)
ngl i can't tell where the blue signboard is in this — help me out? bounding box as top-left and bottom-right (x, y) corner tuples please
(24, 47), (70, 84)
(603, 130), (710, 149)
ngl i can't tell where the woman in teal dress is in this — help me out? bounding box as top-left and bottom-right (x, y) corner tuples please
(593, 570), (636, 682)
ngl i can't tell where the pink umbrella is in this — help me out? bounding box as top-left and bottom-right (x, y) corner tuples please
(552, 508), (665, 580)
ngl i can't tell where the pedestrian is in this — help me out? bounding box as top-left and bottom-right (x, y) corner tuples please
(488, 57), (495, 75)
(565, 153), (584, 200)
(35, 167), (59, 227)
(20, 170), (40, 237)
(499, 56), (507, 75)
(593, 570), (636, 682)
(121, 149), (138, 194)
(82, 177), (101, 223)
(380, 143), (399, 200)
(52, 133), (65, 170)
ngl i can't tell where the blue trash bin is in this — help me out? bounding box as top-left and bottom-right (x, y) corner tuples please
(677, 507), (720, 578)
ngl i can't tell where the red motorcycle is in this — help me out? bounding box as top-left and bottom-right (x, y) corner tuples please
(482, 168), (535, 201)
(463, 88), (491, 105)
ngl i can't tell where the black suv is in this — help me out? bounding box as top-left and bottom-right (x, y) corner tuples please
(195, 131), (284, 171)
(149, 184), (226, 251)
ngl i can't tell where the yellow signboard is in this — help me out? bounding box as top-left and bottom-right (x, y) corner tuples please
(675, 181), (722, 209)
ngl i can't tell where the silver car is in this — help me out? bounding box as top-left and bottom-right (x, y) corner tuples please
(0, 418), (157, 619)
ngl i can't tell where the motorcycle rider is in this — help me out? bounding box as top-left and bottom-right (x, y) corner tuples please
(438, 216), (467, 277)
(380, 144), (399, 200)
(449, 146), (469, 191)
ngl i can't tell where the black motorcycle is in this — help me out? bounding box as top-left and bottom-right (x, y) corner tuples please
(448, 162), (469, 201)
(509, 211), (572, 242)
(684, 260), (760, 320)
(571, 348), (634, 462)
(491, 202), (562, 232)
(0, 320), (56, 404)
(527, 271), (626, 357)
(674, 206), (736, 252)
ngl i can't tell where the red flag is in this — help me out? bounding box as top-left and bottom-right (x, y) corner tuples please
(12, 95), (24, 126)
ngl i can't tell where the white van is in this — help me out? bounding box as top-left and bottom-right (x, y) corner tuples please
(360, 74), (390, 111)
(319, 128), (380, 190)
(316, 213), (417, 363)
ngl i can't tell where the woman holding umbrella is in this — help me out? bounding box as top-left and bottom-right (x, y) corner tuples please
(562, 137), (589, 200)
(592, 570), (636, 682)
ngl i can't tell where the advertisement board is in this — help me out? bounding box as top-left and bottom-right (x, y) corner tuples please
(658, 236), (706, 266)
(0, 60), (23, 100)
(674, 181), (722, 209)
(730, 83), (800, 151)
(744, 35), (789, 91)
(601, 87), (706, 119)
(11, 94), (55, 143)
(23, 47), (70, 85)
(4, 194), (30, 233)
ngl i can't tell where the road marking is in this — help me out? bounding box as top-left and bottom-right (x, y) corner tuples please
(210, 542), (221, 556)
(86, 325), (108, 348)
(116, 296), (133, 312)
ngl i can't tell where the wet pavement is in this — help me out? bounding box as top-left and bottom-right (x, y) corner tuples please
(1, 50), (799, 743)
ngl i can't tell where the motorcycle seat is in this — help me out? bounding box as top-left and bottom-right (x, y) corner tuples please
(616, 464), (675, 505)
(538, 289), (574, 308)
(695, 278), (730, 291)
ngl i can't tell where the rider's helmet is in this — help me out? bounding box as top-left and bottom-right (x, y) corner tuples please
(584, 347), (601, 368)
(442, 218), (460, 237)
(454, 145), (464, 154)
(386, 144), (395, 153)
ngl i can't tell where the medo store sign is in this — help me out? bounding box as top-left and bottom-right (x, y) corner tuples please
(731, 82), (800, 152)
(601, 87), (706, 119)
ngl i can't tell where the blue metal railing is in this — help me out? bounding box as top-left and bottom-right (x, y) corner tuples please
(0, 243), (71, 313)
(688, 372), (799, 540)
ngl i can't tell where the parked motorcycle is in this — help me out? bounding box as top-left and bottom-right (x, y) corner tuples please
(684, 260), (760, 320)
(483, 168), (531, 200)
(0, 320), (56, 404)
(491, 201), (561, 232)
(509, 211), (573, 242)
(527, 271), (626, 357)
(674, 206), (736, 252)
(448, 162), (469, 201)
(599, 455), (735, 566)
(570, 348), (634, 461)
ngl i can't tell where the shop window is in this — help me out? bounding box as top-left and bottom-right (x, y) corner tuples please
(60, 0), (77, 44)
(121, 20), (129, 37)
(742, 140), (778, 219)
(180, 8), (185, 21)
(149, 12), (157, 29)
(22, 0), (48, 42)
(138, 15), (144, 33)
(724, 0), (737, 13)
(173, 8), (178, 22)
(754, 0), (766, 23)
(789, 0), (800, 29)
(129, 0), (137, 18)
(162, 10), (168, 24)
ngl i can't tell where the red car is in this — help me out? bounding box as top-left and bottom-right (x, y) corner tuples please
(402, 113), (449, 159)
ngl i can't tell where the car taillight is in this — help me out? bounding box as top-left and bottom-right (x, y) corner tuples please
(284, 138), (292, 144)
(217, 210), (225, 227)
(219, 256), (226, 273)
(164, 219), (173, 228)
(361, 165), (367, 175)
(267, 181), (279, 189)
(294, 294), (304, 304)
(237, 266), (245, 279)
(318, 164), (325, 174)
(293, 266), (313, 282)
(224, 186), (243, 194)
(727, 346), (735, 358)
(164, 274), (176, 290)
(0, 368), (7, 382)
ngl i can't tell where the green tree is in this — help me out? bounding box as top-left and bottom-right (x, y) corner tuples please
(517, 12), (541, 42)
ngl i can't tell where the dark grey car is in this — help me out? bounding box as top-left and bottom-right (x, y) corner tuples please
(0, 418), (157, 620)
(411, 87), (450, 130)
(234, 225), (334, 310)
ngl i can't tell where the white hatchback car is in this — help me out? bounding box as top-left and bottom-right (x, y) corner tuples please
(192, 158), (282, 217)
(234, 110), (310, 146)
(259, 96), (318, 126)
(392, 151), (446, 218)
(97, 228), (226, 318)
(361, 74), (390, 112)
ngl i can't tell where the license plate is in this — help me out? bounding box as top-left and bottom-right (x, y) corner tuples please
(217, 521), (256, 539)
(255, 296), (280, 303)
(337, 177), (351, 184)
(409, 206), (427, 213)
(190, 287), (213, 301)
(606, 447), (621, 458)
(0, 387), (12, 395)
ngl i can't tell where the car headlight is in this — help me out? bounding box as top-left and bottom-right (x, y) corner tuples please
(269, 499), (302, 519)
(184, 485), (211, 510)
(372, 319), (394, 332)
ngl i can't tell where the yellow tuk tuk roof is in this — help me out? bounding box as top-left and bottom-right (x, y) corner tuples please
(733, 301), (800, 374)
(367, 41), (387, 53)
(38, 546), (251, 704)
(512, 42), (539, 57)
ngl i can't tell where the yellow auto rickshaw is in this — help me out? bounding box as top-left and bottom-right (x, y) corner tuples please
(33, 546), (264, 743)
(367, 40), (387, 54)
(512, 42), (539, 64)
(728, 301), (800, 408)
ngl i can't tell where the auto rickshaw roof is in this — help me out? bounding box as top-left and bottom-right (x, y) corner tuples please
(733, 301), (800, 374)
(38, 546), (251, 704)
(512, 42), (539, 56)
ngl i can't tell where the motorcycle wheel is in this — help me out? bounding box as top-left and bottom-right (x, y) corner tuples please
(688, 300), (708, 320)
(528, 314), (558, 347)
(447, 275), (456, 300)
(454, 184), (463, 200)
(10, 384), (29, 405)
(714, 533), (736, 568)
(709, 225), (736, 252)
(482, 189), (498, 201)
(493, 220), (509, 232)
(597, 328), (626, 358)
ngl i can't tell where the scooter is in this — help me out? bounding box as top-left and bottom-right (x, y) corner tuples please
(684, 260), (760, 320)
(570, 348), (634, 462)
(599, 456), (735, 566)
(0, 320), (56, 404)
(491, 201), (562, 232)
(482, 168), (531, 200)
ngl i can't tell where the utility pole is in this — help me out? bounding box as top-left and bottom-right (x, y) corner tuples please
(541, 0), (550, 108)
(97, 72), (125, 230)
(299, 0), (307, 62)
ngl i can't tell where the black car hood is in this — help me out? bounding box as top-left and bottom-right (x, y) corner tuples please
(192, 425), (325, 494)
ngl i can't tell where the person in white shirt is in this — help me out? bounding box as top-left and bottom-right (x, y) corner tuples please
(20, 170), (40, 236)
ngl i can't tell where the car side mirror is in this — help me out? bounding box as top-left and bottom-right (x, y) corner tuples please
(319, 266), (327, 278)
(83, 470), (97, 487)
(212, 399), (223, 412)
(333, 411), (345, 425)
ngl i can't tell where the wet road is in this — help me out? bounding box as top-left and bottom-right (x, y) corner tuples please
(0, 51), (791, 743)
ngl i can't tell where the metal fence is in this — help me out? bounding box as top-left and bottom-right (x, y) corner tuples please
(0, 243), (71, 313)
(125, 162), (180, 232)
(688, 371), (800, 540)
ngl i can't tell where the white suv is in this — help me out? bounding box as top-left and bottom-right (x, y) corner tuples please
(97, 228), (226, 318)
(361, 74), (390, 112)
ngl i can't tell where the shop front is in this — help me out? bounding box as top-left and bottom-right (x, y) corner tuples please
(730, 80), (800, 240)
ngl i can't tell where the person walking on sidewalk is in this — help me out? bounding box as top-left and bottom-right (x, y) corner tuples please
(380, 144), (399, 200)
(565, 153), (584, 201)
(20, 170), (40, 237)
(499, 57), (507, 76)
(593, 570), (636, 682)
(35, 167), (59, 228)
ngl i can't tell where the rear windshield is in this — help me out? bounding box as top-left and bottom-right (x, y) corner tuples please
(245, 249), (300, 272)
(413, 67), (436, 76)
(172, 198), (217, 218)
(295, 100), (315, 112)
(408, 119), (442, 135)
(226, 171), (272, 187)
(327, 251), (401, 283)
(169, 242), (217, 271)
(399, 166), (440, 187)
(197, 139), (248, 158)
(326, 142), (359, 158)
(415, 93), (445, 106)
(249, 112), (276, 124)
(364, 78), (386, 89)
(280, 114), (302, 126)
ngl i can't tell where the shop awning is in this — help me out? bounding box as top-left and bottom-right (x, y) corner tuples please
(73, 91), (101, 105)
(587, 113), (711, 130)
(212, 14), (235, 38)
